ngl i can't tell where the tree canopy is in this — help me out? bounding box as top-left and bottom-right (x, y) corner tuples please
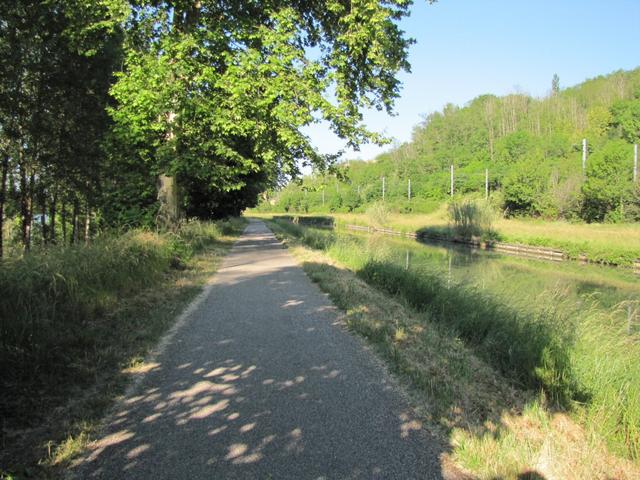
(0, 0), (421, 254)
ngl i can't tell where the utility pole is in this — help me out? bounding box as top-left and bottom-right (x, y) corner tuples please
(582, 138), (587, 176)
(450, 165), (454, 197)
(408, 179), (411, 201)
(485, 168), (489, 199)
(634, 144), (638, 183)
(382, 177), (385, 201)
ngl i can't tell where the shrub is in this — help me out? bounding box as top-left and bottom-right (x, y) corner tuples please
(342, 189), (362, 212)
(502, 158), (550, 216)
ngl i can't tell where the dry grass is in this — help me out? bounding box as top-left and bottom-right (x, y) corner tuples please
(269, 220), (640, 479)
(452, 404), (639, 479)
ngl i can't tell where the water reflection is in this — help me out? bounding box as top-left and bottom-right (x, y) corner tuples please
(356, 231), (640, 325)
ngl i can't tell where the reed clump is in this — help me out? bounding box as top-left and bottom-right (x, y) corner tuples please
(448, 199), (496, 240)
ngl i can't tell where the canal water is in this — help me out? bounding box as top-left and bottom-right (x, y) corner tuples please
(345, 230), (640, 328)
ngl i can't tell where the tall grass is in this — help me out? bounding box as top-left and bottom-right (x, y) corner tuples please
(269, 218), (640, 460)
(573, 304), (640, 459)
(0, 219), (244, 383)
(356, 261), (579, 403)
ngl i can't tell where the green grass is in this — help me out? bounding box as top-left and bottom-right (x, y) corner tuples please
(266, 217), (640, 464)
(0, 218), (246, 479)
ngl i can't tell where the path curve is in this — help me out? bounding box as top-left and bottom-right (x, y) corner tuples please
(70, 220), (446, 479)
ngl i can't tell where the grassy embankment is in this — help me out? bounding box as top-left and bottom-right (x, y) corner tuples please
(335, 208), (640, 267)
(252, 207), (640, 267)
(0, 218), (246, 480)
(265, 217), (639, 479)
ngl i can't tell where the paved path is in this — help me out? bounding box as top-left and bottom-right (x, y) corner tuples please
(72, 220), (445, 479)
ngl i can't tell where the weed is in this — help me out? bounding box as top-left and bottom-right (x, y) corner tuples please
(366, 201), (391, 227)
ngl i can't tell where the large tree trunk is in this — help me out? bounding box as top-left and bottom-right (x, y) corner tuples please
(156, 111), (182, 230)
(0, 154), (8, 258)
(156, 174), (182, 230)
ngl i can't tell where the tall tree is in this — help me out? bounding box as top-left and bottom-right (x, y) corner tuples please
(0, 0), (125, 251)
(110, 0), (417, 224)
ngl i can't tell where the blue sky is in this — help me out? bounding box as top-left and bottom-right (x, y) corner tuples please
(304, 0), (640, 163)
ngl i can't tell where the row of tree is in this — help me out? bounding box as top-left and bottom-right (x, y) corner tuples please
(0, 0), (421, 256)
(265, 68), (640, 222)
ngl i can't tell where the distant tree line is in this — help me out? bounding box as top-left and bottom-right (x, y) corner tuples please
(266, 68), (640, 223)
(0, 0), (420, 256)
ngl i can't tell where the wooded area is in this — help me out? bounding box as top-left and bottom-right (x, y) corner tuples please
(267, 68), (640, 223)
(0, 0), (418, 256)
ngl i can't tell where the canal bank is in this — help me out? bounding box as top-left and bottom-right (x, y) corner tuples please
(264, 216), (640, 475)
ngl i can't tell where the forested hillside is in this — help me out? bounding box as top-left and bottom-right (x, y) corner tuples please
(265, 68), (640, 223)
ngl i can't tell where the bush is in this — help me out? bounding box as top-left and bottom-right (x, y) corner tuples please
(502, 158), (550, 216)
(342, 189), (362, 212)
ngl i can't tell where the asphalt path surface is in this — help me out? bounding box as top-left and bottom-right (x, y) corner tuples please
(71, 220), (446, 479)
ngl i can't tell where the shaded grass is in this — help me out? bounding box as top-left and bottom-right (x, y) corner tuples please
(0, 218), (246, 479)
(266, 219), (639, 479)
(266, 218), (640, 465)
(356, 261), (580, 404)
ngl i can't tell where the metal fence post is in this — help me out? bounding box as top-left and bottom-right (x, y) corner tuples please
(450, 165), (454, 197)
(582, 138), (587, 176)
(485, 169), (489, 199)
